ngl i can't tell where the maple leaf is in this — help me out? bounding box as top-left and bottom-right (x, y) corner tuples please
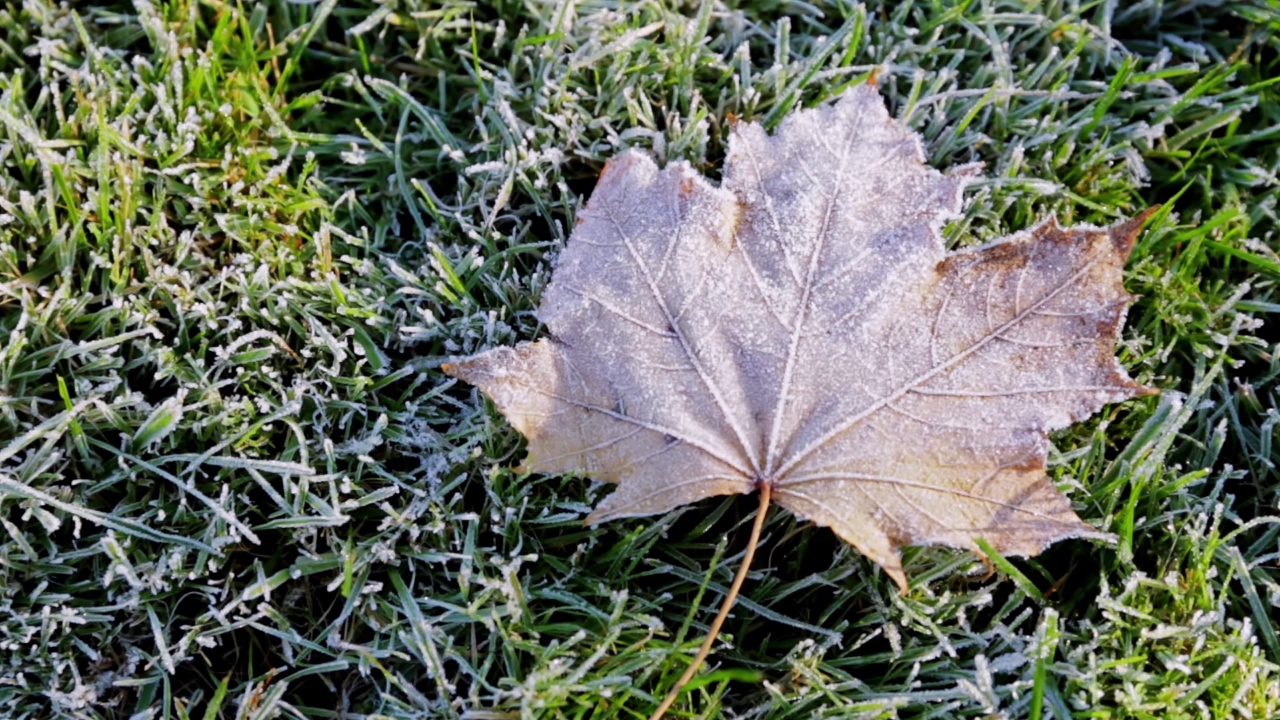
(446, 84), (1154, 715)
(447, 83), (1152, 589)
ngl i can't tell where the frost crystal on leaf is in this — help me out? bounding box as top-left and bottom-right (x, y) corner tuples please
(445, 85), (1154, 591)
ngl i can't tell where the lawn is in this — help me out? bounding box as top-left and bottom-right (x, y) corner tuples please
(0, 1), (1278, 718)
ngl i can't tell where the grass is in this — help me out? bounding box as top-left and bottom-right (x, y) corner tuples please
(0, 0), (1277, 718)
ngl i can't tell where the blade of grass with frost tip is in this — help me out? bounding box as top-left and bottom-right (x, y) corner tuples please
(90, 444), (261, 544)
(201, 673), (233, 720)
(131, 394), (185, 449)
(656, 535), (729, 689)
(1226, 545), (1280, 661)
(157, 455), (316, 476)
(0, 398), (95, 465)
(388, 569), (460, 719)
(1082, 57), (1137, 138)
(763, 19), (858, 128)
(1028, 609), (1058, 720)
(147, 604), (177, 675)
(277, 0), (338, 89)
(1098, 365), (1216, 498)
(0, 475), (215, 553)
(254, 515), (350, 530)
(55, 375), (90, 460)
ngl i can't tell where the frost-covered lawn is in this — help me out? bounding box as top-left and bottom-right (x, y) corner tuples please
(0, 2), (1277, 718)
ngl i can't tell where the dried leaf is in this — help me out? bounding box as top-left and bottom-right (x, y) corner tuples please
(445, 85), (1153, 592)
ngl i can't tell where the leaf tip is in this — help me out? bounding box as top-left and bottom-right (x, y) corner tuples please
(1108, 206), (1161, 257)
(597, 156), (618, 183)
(442, 358), (478, 383)
(595, 149), (649, 188)
(887, 566), (910, 595)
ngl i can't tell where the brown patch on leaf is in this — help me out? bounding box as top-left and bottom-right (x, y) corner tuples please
(678, 173), (695, 198)
(1005, 453), (1046, 475)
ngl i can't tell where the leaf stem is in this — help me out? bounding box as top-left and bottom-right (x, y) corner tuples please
(649, 482), (772, 720)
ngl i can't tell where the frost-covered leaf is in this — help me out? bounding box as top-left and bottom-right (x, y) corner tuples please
(445, 85), (1153, 591)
